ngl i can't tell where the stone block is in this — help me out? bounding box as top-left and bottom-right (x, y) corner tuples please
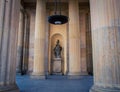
(52, 58), (62, 74)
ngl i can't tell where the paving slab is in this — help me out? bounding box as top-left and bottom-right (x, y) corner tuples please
(16, 75), (93, 92)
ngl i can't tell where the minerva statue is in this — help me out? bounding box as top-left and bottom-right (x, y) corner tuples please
(54, 40), (62, 58)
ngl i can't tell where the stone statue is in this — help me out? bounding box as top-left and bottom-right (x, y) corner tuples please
(54, 40), (62, 58)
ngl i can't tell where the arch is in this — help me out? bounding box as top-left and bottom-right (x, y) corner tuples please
(48, 33), (66, 75)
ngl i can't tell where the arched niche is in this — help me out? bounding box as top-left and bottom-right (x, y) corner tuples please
(49, 33), (65, 75)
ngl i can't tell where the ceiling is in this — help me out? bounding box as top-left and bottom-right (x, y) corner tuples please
(22, 0), (89, 9)
(23, 0), (89, 3)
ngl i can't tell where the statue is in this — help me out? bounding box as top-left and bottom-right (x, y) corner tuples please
(54, 40), (62, 58)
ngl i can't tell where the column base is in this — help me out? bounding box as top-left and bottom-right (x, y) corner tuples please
(80, 71), (88, 75)
(90, 85), (120, 92)
(68, 75), (81, 79)
(67, 72), (81, 79)
(16, 69), (21, 73)
(0, 84), (19, 92)
(31, 72), (46, 79)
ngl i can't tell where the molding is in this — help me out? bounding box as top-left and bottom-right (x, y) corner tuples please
(90, 85), (120, 92)
(0, 84), (19, 92)
(31, 73), (46, 79)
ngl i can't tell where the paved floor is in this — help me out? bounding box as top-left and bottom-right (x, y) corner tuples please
(16, 75), (93, 92)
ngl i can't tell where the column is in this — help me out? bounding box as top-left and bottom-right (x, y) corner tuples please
(80, 11), (88, 75)
(22, 13), (30, 74)
(0, 0), (5, 48)
(90, 0), (120, 92)
(68, 0), (81, 78)
(86, 13), (93, 75)
(0, 0), (20, 92)
(32, 0), (46, 79)
(16, 9), (25, 74)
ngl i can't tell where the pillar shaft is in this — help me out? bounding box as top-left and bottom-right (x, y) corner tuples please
(68, 0), (81, 77)
(32, 0), (46, 78)
(0, 0), (5, 50)
(0, 0), (20, 92)
(22, 13), (30, 74)
(90, 0), (120, 91)
(16, 10), (25, 73)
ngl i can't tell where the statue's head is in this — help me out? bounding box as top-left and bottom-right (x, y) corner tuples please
(57, 40), (59, 44)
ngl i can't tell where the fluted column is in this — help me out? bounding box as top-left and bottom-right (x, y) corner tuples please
(0, 0), (5, 49)
(0, 0), (20, 92)
(16, 10), (25, 74)
(22, 13), (30, 74)
(90, 0), (120, 92)
(32, 0), (46, 79)
(68, 0), (81, 78)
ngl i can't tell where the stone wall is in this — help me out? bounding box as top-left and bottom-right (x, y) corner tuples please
(26, 3), (92, 75)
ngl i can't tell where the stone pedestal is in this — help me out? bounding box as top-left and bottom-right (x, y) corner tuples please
(52, 58), (62, 74)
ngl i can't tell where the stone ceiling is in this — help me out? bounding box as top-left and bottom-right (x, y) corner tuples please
(23, 0), (89, 3)
(22, 0), (89, 9)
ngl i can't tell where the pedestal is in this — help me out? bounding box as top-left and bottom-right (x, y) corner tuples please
(52, 58), (62, 74)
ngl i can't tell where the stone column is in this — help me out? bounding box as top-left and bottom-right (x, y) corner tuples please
(16, 9), (25, 74)
(90, 0), (120, 92)
(79, 11), (88, 75)
(86, 13), (93, 75)
(32, 0), (46, 79)
(68, 0), (81, 78)
(0, 0), (5, 49)
(22, 13), (30, 74)
(0, 0), (20, 92)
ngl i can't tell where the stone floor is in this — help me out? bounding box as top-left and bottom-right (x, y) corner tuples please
(16, 75), (93, 92)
